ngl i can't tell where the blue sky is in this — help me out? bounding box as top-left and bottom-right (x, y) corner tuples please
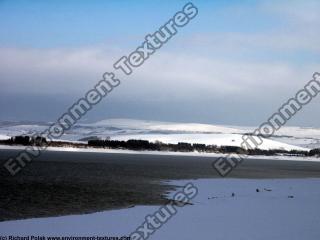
(0, 0), (276, 48)
(0, 0), (319, 126)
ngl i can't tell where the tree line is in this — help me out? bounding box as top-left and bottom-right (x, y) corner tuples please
(0, 135), (319, 157)
(88, 139), (315, 156)
(1, 136), (47, 146)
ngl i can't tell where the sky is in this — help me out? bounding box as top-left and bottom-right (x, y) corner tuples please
(0, 0), (319, 126)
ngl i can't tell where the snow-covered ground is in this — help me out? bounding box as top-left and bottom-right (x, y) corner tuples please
(0, 118), (319, 151)
(0, 134), (10, 140)
(111, 133), (309, 151)
(1, 178), (320, 240)
(1, 144), (319, 162)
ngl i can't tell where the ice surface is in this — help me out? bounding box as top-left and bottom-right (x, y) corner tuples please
(1, 178), (320, 240)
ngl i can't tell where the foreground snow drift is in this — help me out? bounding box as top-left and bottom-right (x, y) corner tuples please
(1, 178), (320, 240)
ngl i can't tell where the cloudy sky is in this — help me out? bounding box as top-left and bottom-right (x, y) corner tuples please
(0, 0), (319, 126)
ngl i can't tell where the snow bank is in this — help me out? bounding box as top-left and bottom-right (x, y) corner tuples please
(0, 134), (10, 140)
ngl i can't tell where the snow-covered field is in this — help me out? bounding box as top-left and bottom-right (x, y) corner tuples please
(1, 178), (320, 240)
(1, 118), (319, 151)
(0, 134), (10, 140)
(111, 133), (309, 151)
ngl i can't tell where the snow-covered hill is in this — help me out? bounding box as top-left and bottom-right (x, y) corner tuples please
(0, 118), (319, 151)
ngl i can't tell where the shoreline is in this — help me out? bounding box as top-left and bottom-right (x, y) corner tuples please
(1, 178), (320, 240)
(0, 144), (319, 162)
(1, 148), (320, 221)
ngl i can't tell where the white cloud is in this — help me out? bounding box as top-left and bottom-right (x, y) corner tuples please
(263, 0), (320, 25)
(0, 0), (319, 103)
(0, 45), (317, 104)
(0, 47), (118, 94)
